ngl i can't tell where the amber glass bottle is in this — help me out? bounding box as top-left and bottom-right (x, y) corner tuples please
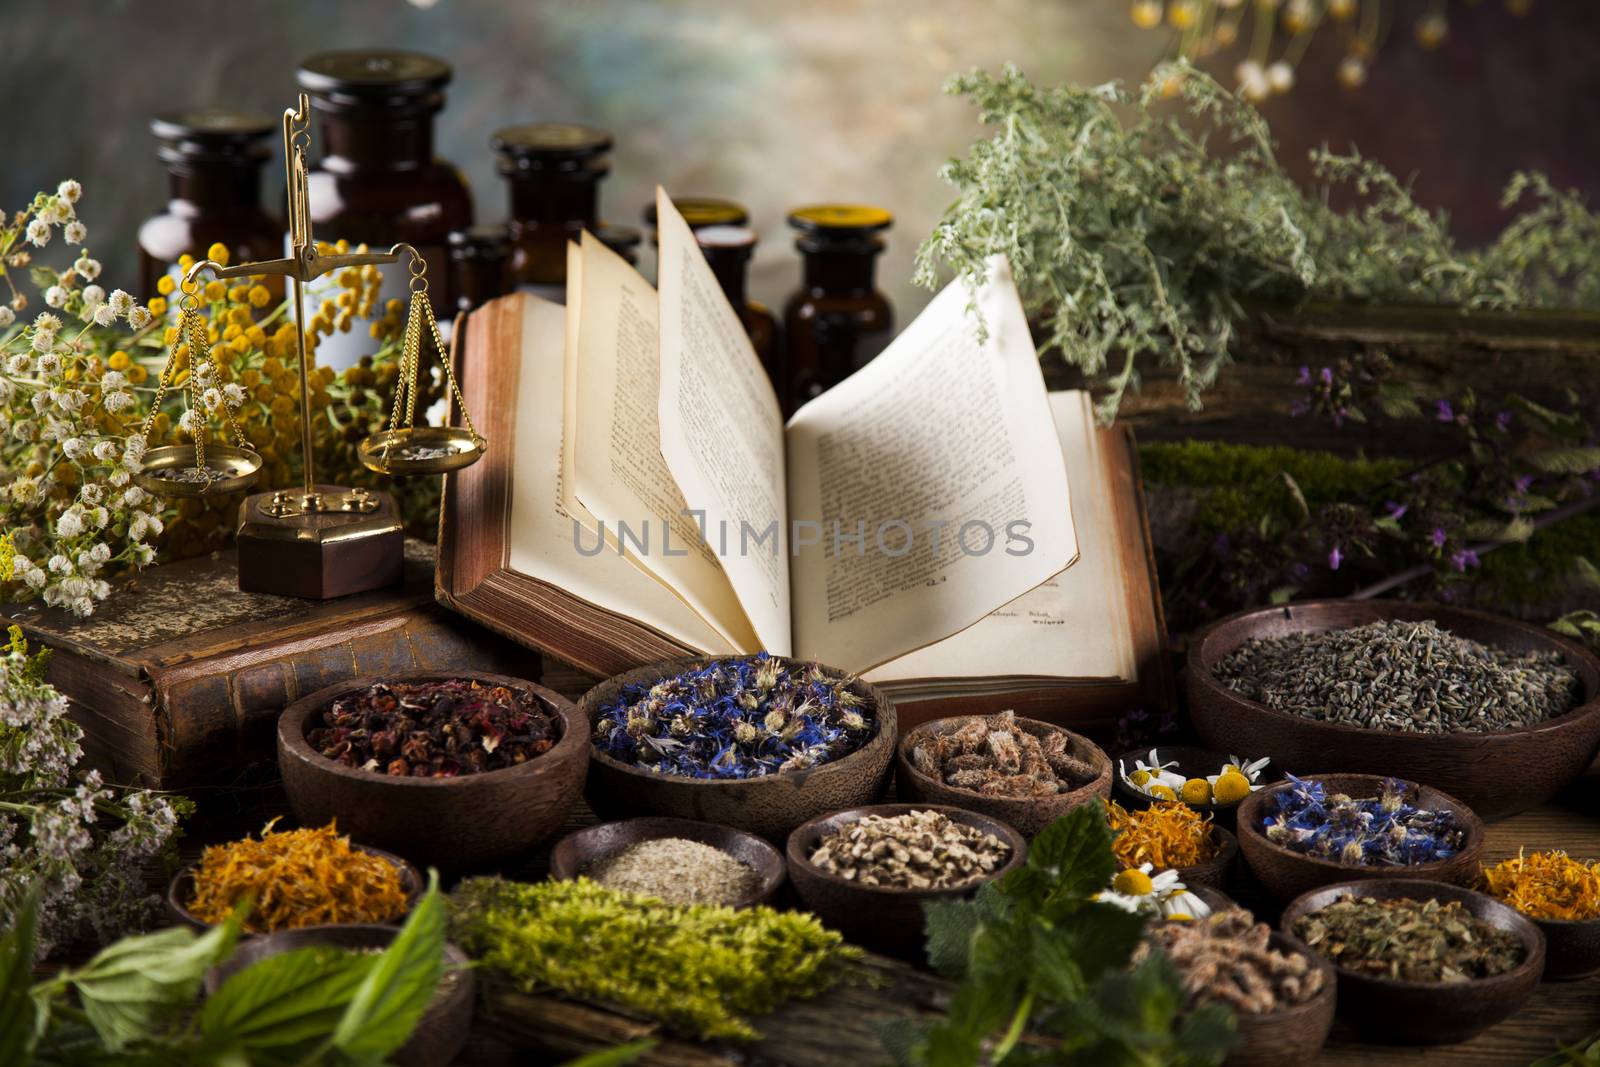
(780, 204), (894, 416)
(138, 110), (280, 301)
(696, 225), (779, 384)
(492, 122), (615, 296)
(642, 197), (749, 244)
(448, 225), (510, 316)
(297, 49), (472, 365)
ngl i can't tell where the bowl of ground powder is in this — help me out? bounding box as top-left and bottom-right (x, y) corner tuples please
(549, 816), (785, 909)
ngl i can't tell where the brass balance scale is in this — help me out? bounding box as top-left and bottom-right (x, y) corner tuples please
(133, 93), (483, 598)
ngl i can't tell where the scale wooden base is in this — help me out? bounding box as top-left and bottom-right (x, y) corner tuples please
(236, 484), (403, 599)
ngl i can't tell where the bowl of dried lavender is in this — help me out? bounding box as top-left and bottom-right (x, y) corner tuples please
(1282, 880), (1545, 1045)
(581, 654), (895, 841)
(894, 711), (1111, 837)
(785, 803), (1026, 958)
(1236, 774), (1485, 904)
(203, 924), (475, 1067)
(1189, 599), (1600, 819)
(549, 816), (786, 909)
(278, 670), (588, 869)
(1139, 907), (1336, 1067)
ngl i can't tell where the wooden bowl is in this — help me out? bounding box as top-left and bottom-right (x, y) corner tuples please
(895, 716), (1111, 838)
(1113, 745), (1277, 831)
(785, 803), (1026, 958)
(1188, 599), (1600, 820)
(580, 655), (896, 842)
(203, 923), (474, 1067)
(549, 816), (785, 909)
(1236, 774), (1484, 903)
(278, 670), (588, 869)
(1168, 824), (1239, 890)
(1224, 931), (1338, 1067)
(167, 843), (422, 934)
(1281, 879), (1545, 1045)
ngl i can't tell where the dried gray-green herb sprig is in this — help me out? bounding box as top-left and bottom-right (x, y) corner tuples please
(920, 62), (1600, 418)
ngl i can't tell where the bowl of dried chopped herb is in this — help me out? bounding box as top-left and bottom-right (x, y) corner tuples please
(1188, 599), (1600, 820)
(549, 816), (786, 909)
(895, 712), (1111, 837)
(1481, 849), (1600, 980)
(581, 654), (896, 841)
(168, 820), (423, 935)
(203, 923), (475, 1067)
(1282, 879), (1545, 1045)
(1237, 774), (1485, 904)
(1138, 908), (1337, 1067)
(278, 670), (589, 869)
(785, 803), (1027, 958)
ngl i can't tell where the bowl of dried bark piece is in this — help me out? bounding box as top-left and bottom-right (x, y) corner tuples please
(895, 712), (1111, 838)
(786, 803), (1027, 959)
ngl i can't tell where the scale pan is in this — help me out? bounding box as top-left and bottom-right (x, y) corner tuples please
(135, 444), (262, 498)
(356, 426), (484, 476)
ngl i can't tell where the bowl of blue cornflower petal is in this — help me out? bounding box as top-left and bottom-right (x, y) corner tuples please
(581, 653), (896, 841)
(1237, 773), (1485, 903)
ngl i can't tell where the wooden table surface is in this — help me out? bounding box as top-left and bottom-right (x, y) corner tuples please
(445, 796), (1600, 1067)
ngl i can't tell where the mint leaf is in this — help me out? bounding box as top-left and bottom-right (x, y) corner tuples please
(1004, 802), (1115, 906)
(70, 912), (240, 1051)
(200, 945), (375, 1059)
(330, 873), (447, 1064)
(1026, 903), (1146, 1002)
(1176, 1003), (1237, 1065)
(557, 1040), (659, 1066)
(922, 897), (982, 980)
(0, 893), (39, 1067)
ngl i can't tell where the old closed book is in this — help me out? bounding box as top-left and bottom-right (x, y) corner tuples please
(6, 544), (530, 789)
(437, 191), (1169, 730)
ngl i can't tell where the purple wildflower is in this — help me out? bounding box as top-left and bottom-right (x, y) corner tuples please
(1328, 545), (1343, 570)
(1319, 366), (1334, 385)
(1295, 365), (1312, 386)
(1496, 410), (1513, 432)
(1435, 399), (1454, 423)
(1386, 501), (1408, 520)
(1430, 526), (1448, 549)
(1451, 549), (1480, 572)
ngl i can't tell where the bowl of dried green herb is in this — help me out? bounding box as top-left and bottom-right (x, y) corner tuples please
(785, 803), (1026, 958)
(1237, 774), (1484, 903)
(278, 670), (589, 869)
(549, 816), (786, 909)
(202, 924), (475, 1067)
(581, 654), (896, 841)
(1282, 879), (1545, 1045)
(895, 712), (1111, 837)
(1188, 599), (1600, 819)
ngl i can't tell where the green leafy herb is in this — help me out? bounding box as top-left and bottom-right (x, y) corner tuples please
(921, 62), (1600, 418)
(880, 801), (1236, 1067)
(12, 874), (449, 1067)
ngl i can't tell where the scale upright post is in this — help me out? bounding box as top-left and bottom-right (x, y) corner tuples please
(184, 94), (404, 598)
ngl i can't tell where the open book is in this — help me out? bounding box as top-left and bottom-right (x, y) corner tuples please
(437, 190), (1170, 727)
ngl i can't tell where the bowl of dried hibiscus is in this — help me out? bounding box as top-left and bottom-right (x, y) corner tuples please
(278, 670), (588, 869)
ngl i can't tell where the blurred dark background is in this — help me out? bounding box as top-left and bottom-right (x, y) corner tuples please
(2, 0), (1596, 315)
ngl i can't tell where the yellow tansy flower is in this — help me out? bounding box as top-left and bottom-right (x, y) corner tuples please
(203, 280), (227, 303)
(156, 275), (177, 296)
(248, 285), (271, 308)
(107, 350), (131, 371)
(147, 297), (167, 317)
(207, 242), (231, 267)
(128, 365), (149, 384)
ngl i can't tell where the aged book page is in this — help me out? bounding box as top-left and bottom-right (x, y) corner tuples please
(569, 233), (759, 651)
(655, 189), (793, 655)
(504, 296), (734, 654)
(865, 391), (1134, 685)
(785, 257), (1078, 672)
(558, 240), (601, 536)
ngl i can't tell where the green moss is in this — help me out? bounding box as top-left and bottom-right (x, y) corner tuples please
(448, 877), (861, 1041)
(1139, 440), (1408, 534)
(1477, 514), (1600, 603)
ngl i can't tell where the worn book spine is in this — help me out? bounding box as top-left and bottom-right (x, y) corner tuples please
(54, 607), (531, 790)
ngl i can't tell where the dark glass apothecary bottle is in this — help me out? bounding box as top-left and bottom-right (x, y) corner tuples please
(597, 225), (643, 267)
(642, 197), (749, 245)
(138, 110), (281, 301)
(448, 225), (510, 316)
(296, 49), (472, 347)
(781, 204), (894, 416)
(492, 122), (614, 294)
(696, 225), (779, 385)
